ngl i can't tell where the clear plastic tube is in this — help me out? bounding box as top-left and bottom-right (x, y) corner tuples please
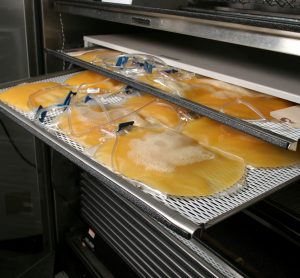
(28, 84), (79, 111)
(99, 53), (170, 77)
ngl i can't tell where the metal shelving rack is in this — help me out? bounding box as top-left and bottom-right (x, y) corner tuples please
(0, 71), (299, 242)
(46, 47), (300, 151)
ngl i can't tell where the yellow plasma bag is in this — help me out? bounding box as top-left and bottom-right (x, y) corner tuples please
(76, 49), (121, 63)
(0, 82), (59, 112)
(28, 85), (78, 110)
(65, 71), (124, 92)
(183, 78), (292, 120)
(56, 103), (148, 148)
(183, 118), (300, 168)
(123, 95), (185, 129)
(94, 127), (245, 197)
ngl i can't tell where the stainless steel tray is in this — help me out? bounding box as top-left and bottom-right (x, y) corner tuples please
(0, 71), (299, 239)
(46, 47), (300, 151)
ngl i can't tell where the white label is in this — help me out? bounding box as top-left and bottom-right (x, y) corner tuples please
(270, 105), (300, 128)
(67, 49), (106, 57)
(102, 0), (132, 4)
(88, 228), (96, 239)
(87, 88), (100, 94)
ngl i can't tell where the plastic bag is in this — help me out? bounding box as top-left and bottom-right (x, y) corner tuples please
(0, 82), (59, 112)
(72, 48), (121, 63)
(93, 126), (245, 197)
(28, 84), (78, 111)
(98, 53), (170, 78)
(182, 78), (293, 120)
(50, 95), (148, 148)
(122, 94), (192, 130)
(182, 117), (300, 168)
(65, 70), (125, 94)
(137, 71), (192, 96)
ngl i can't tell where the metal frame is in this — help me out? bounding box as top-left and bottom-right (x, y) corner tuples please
(24, 0), (45, 77)
(34, 138), (56, 253)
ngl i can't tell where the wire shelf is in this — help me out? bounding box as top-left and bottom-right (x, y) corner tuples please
(0, 72), (299, 229)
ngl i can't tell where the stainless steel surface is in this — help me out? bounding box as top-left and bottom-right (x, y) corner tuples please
(0, 0), (29, 82)
(1, 72), (299, 234)
(47, 48), (299, 151)
(54, 1), (300, 56)
(34, 138), (56, 252)
(0, 72), (200, 239)
(0, 0), (44, 82)
(41, 0), (138, 73)
(0, 114), (42, 240)
(0, 0), (44, 239)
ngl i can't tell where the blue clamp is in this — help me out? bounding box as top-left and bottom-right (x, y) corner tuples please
(116, 56), (129, 67)
(84, 95), (93, 103)
(36, 105), (47, 123)
(164, 68), (178, 74)
(117, 121), (134, 133)
(62, 91), (77, 106)
(144, 60), (155, 73)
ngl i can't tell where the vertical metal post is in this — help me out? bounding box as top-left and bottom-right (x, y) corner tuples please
(34, 138), (56, 252)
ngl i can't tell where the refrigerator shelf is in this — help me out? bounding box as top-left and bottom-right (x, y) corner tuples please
(46, 47), (300, 151)
(0, 71), (299, 239)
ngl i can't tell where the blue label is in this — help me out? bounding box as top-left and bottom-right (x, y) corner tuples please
(115, 56), (129, 67)
(36, 105), (46, 123)
(84, 95), (93, 103)
(164, 68), (178, 74)
(144, 61), (154, 73)
(63, 91), (77, 106)
(39, 110), (47, 123)
(57, 91), (77, 108)
(117, 121), (134, 133)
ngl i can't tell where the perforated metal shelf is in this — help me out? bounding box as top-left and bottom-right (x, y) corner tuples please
(46, 48), (300, 151)
(0, 72), (299, 237)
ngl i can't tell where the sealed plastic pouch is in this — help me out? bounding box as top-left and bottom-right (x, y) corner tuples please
(93, 126), (246, 197)
(28, 84), (79, 111)
(65, 70), (125, 93)
(137, 70), (192, 96)
(100, 54), (170, 78)
(122, 94), (193, 130)
(0, 82), (59, 112)
(50, 95), (149, 148)
(182, 77), (293, 120)
(182, 117), (300, 168)
(71, 48), (121, 63)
